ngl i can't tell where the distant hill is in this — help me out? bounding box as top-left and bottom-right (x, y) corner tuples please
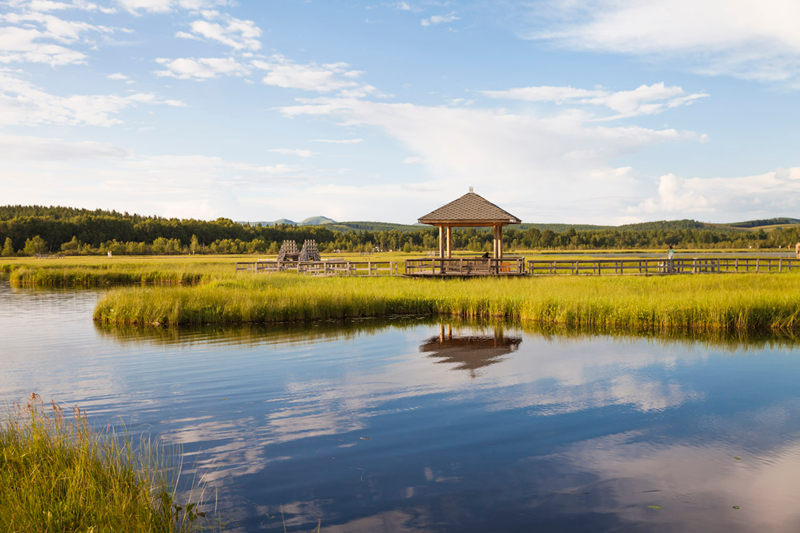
(300, 216), (336, 225)
(519, 223), (612, 232)
(726, 217), (800, 228)
(327, 221), (427, 232)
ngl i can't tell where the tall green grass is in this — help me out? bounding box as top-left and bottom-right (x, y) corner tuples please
(0, 394), (213, 532)
(9, 266), (207, 287)
(94, 273), (800, 334)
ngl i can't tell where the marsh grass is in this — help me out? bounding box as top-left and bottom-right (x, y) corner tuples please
(0, 394), (214, 532)
(94, 273), (800, 334)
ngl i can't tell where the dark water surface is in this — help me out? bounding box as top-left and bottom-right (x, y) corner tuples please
(3, 282), (800, 532)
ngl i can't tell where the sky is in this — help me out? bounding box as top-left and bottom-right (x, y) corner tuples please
(2, 0), (800, 224)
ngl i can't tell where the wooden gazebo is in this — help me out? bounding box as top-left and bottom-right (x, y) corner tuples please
(418, 188), (521, 259)
(405, 188), (525, 276)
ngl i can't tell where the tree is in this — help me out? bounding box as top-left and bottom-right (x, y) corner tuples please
(190, 234), (200, 254)
(23, 235), (48, 256)
(60, 236), (80, 254)
(1, 237), (14, 257)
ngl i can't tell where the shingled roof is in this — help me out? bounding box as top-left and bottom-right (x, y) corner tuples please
(418, 191), (521, 225)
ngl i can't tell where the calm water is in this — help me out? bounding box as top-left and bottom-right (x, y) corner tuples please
(4, 281), (800, 532)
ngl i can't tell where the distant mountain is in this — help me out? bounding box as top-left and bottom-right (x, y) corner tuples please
(299, 216), (336, 225)
(327, 221), (427, 232)
(273, 218), (297, 226)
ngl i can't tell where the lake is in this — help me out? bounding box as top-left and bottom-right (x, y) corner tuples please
(3, 280), (800, 532)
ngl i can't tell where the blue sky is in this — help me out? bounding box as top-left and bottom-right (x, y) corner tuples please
(2, 0), (800, 224)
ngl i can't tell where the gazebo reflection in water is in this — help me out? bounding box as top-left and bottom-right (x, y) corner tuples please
(405, 188), (526, 277)
(419, 323), (522, 378)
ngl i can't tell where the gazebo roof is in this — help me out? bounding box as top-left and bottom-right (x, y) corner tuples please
(418, 190), (521, 225)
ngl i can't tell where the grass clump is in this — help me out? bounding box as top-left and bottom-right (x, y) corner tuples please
(0, 394), (212, 532)
(94, 273), (800, 334)
(9, 266), (206, 288)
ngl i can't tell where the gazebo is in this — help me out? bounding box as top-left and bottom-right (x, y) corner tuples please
(405, 188), (525, 276)
(418, 187), (521, 259)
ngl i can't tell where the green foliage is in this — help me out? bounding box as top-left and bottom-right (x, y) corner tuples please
(22, 235), (48, 256)
(0, 394), (212, 532)
(3, 205), (800, 255)
(1, 236), (14, 257)
(94, 273), (800, 334)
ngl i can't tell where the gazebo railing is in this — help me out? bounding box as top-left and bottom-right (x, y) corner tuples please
(404, 257), (525, 276)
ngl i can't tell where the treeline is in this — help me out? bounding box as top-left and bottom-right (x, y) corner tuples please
(1, 205), (798, 256)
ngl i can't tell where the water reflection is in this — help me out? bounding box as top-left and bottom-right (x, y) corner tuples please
(6, 282), (800, 531)
(420, 324), (521, 377)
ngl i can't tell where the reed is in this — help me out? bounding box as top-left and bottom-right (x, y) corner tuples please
(94, 273), (800, 334)
(9, 266), (208, 287)
(0, 394), (212, 532)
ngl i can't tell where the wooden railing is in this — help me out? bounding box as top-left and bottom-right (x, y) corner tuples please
(235, 260), (398, 276)
(404, 257), (526, 276)
(527, 257), (800, 275)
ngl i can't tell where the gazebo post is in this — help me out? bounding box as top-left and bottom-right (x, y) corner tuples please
(445, 226), (452, 258)
(438, 225), (445, 258)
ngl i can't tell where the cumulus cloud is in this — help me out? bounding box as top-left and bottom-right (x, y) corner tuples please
(254, 55), (366, 93)
(484, 82), (709, 119)
(1, 150), (305, 219)
(0, 132), (129, 159)
(528, 0), (800, 84)
(176, 14), (261, 51)
(155, 56), (249, 79)
(269, 148), (314, 158)
(632, 168), (800, 221)
(280, 96), (702, 221)
(420, 12), (458, 27)
(312, 138), (363, 144)
(0, 71), (183, 126)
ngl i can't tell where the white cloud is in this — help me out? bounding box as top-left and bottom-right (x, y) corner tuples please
(0, 132), (129, 159)
(255, 55), (365, 93)
(484, 82), (709, 119)
(106, 72), (128, 81)
(420, 12), (458, 27)
(530, 0), (800, 84)
(0, 26), (86, 65)
(395, 2), (412, 11)
(117, 0), (228, 14)
(312, 138), (363, 144)
(632, 168), (800, 221)
(178, 15), (261, 51)
(269, 148), (314, 158)
(155, 56), (249, 79)
(1, 151), (304, 219)
(0, 71), (183, 126)
(6, 0), (116, 14)
(280, 97), (702, 222)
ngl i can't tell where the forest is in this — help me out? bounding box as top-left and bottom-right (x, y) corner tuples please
(1, 205), (797, 256)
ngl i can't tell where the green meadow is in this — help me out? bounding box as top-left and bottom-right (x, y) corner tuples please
(94, 272), (800, 335)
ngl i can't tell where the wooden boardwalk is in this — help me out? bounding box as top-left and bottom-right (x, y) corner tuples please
(236, 256), (800, 278)
(235, 260), (398, 277)
(527, 257), (800, 276)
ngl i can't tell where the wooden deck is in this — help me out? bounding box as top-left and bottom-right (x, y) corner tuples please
(235, 260), (398, 276)
(404, 257), (526, 277)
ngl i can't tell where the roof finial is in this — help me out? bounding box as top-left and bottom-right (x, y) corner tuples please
(469, 186), (474, 193)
